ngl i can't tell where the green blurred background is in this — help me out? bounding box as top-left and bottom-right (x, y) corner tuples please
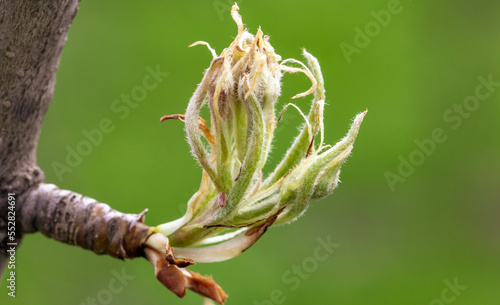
(3, 0), (500, 304)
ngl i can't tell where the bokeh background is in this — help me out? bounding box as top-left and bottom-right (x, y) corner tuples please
(3, 0), (500, 304)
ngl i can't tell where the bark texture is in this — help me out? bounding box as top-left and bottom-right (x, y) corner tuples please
(19, 183), (151, 259)
(0, 0), (151, 277)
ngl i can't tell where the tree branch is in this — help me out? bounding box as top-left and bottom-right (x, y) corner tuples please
(0, 0), (79, 172)
(19, 183), (151, 259)
(0, 0), (158, 275)
(1, 0), (78, 276)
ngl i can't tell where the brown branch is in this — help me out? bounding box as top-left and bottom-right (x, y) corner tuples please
(0, 0), (153, 279)
(18, 183), (151, 259)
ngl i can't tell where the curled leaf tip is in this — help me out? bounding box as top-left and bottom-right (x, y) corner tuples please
(160, 114), (185, 123)
(189, 41), (218, 59)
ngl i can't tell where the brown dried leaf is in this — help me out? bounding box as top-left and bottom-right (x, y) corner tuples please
(145, 248), (187, 298)
(184, 269), (228, 305)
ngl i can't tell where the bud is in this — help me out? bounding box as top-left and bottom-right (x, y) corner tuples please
(184, 7), (286, 205)
(147, 4), (366, 303)
(156, 3), (365, 245)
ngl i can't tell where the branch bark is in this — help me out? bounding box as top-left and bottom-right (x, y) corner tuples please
(19, 183), (150, 259)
